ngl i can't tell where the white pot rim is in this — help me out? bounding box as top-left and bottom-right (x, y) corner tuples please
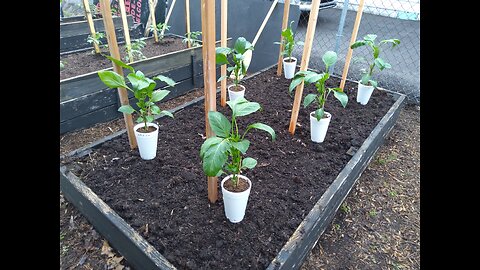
(283, 57), (297, 62)
(310, 111), (331, 121)
(134, 122), (159, 134)
(227, 84), (245, 92)
(221, 174), (251, 195)
(358, 81), (375, 88)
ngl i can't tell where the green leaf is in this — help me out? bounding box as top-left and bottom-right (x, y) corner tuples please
(303, 93), (317, 108)
(217, 75), (228, 82)
(201, 137), (230, 176)
(103, 55), (134, 72)
(151, 90), (170, 102)
(234, 37), (253, 54)
(247, 123), (276, 141)
(234, 101), (261, 117)
(208, 111), (231, 138)
(369, 80), (378, 88)
(350, 41), (367, 49)
(153, 75), (176, 87)
(364, 34), (377, 42)
(373, 46), (380, 59)
(314, 108), (324, 121)
(151, 105), (161, 114)
(384, 62), (392, 69)
(230, 139), (250, 154)
(216, 53), (230, 65)
(98, 70), (129, 89)
(322, 51), (337, 67)
(145, 115), (154, 123)
(332, 90), (348, 108)
(216, 47), (232, 55)
(159, 110), (174, 118)
(127, 73), (150, 91)
(242, 157), (257, 169)
(374, 58), (387, 70)
(226, 97), (249, 113)
(381, 38), (400, 48)
(289, 75), (304, 93)
(118, 105), (135, 114)
(304, 72), (324, 84)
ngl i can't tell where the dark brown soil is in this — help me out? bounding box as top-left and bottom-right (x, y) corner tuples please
(60, 37), (187, 80)
(284, 58), (295, 63)
(137, 125), (157, 133)
(223, 177), (250, 192)
(63, 66), (395, 269)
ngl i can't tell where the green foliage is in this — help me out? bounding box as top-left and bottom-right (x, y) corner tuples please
(350, 34), (400, 87)
(215, 37), (254, 87)
(289, 51), (348, 121)
(150, 22), (170, 41)
(183, 31), (202, 47)
(369, 209), (377, 217)
(125, 38), (147, 62)
(200, 98), (275, 187)
(87, 32), (105, 47)
(60, 61), (65, 70)
(97, 56), (176, 129)
(274, 21), (304, 60)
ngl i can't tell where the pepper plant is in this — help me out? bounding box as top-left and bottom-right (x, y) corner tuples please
(200, 98), (276, 187)
(216, 37), (254, 88)
(274, 21), (304, 61)
(350, 34), (400, 88)
(182, 31), (202, 47)
(87, 32), (105, 48)
(289, 51), (348, 121)
(97, 56), (176, 130)
(150, 22), (170, 41)
(125, 38), (147, 62)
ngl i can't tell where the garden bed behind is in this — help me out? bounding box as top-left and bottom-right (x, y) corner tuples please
(61, 66), (403, 269)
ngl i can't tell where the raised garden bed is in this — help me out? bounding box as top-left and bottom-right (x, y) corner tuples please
(60, 66), (405, 269)
(60, 35), (227, 135)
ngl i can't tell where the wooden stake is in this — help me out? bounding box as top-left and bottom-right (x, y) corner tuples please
(288, 0), (321, 135)
(220, 0), (228, 107)
(99, 0), (137, 149)
(161, 0), (177, 37)
(276, 0), (290, 76)
(149, 0), (159, 42)
(118, 0), (133, 62)
(185, 0), (191, 48)
(340, 0), (365, 90)
(201, 0), (218, 203)
(82, 0), (100, 53)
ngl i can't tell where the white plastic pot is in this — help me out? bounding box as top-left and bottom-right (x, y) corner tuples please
(310, 111), (331, 143)
(228, 84), (245, 101)
(134, 122), (159, 160)
(357, 82), (375, 105)
(283, 57), (297, 79)
(221, 174), (252, 223)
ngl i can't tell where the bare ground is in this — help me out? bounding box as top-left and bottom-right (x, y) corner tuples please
(60, 88), (420, 269)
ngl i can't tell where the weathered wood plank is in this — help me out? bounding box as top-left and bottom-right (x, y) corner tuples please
(60, 16), (133, 38)
(60, 167), (177, 270)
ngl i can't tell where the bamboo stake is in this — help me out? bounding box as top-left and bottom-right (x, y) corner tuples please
(161, 0), (177, 37)
(118, 0), (133, 62)
(82, 0), (100, 53)
(220, 0), (228, 107)
(201, 0), (218, 203)
(99, 0), (137, 149)
(339, 0), (365, 90)
(288, 0), (321, 135)
(276, 0), (290, 76)
(185, 0), (191, 48)
(149, 0), (159, 42)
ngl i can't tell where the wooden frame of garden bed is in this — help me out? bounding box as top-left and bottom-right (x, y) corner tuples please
(60, 36), (229, 134)
(60, 66), (406, 269)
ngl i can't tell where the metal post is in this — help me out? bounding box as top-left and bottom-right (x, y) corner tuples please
(329, 0), (350, 74)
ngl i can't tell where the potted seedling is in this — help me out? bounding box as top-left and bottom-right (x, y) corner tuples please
(350, 34), (400, 105)
(289, 51), (348, 143)
(97, 56), (176, 160)
(216, 37), (254, 101)
(200, 97), (276, 223)
(274, 21), (304, 79)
